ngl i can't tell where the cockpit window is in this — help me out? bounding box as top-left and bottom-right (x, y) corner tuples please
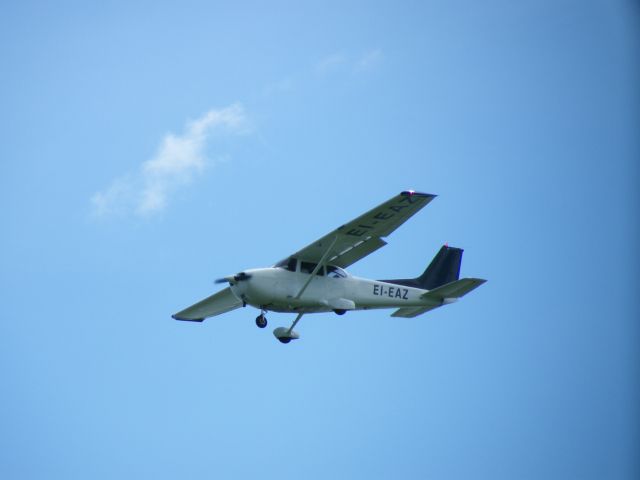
(287, 258), (297, 272)
(275, 257), (297, 272)
(326, 265), (347, 278)
(300, 261), (324, 276)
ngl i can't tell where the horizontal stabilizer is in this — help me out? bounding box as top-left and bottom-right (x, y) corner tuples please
(172, 287), (243, 322)
(391, 305), (440, 318)
(391, 278), (486, 318)
(421, 278), (486, 302)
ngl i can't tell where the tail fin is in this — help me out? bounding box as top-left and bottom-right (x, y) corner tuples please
(418, 245), (463, 289)
(380, 245), (463, 290)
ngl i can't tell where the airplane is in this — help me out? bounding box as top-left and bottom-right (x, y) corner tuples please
(172, 190), (486, 343)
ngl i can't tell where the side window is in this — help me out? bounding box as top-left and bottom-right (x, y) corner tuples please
(300, 261), (324, 276)
(326, 265), (347, 278)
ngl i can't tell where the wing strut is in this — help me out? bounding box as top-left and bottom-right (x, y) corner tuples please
(275, 237), (337, 344)
(294, 236), (338, 299)
(288, 312), (304, 334)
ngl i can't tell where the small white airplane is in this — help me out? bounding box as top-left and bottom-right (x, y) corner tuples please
(173, 191), (486, 343)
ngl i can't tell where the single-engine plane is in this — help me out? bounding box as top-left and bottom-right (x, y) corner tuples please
(173, 191), (486, 343)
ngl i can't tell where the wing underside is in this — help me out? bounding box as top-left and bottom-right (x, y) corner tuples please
(288, 191), (436, 268)
(172, 287), (243, 322)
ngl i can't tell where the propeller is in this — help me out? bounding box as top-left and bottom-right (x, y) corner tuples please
(215, 272), (252, 284)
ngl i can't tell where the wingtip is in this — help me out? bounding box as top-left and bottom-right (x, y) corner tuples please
(172, 314), (205, 322)
(401, 190), (437, 198)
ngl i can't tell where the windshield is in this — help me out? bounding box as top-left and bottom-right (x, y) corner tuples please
(274, 257), (297, 272)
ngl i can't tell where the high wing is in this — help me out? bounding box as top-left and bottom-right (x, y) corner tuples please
(172, 287), (243, 322)
(287, 191), (437, 268)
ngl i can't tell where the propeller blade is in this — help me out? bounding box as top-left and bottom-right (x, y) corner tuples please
(214, 272), (251, 284)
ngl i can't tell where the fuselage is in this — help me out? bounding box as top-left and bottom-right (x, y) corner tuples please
(229, 266), (429, 314)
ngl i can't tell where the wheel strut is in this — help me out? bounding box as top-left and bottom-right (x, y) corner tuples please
(255, 309), (268, 328)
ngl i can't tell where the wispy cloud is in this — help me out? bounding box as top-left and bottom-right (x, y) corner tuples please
(314, 50), (383, 75)
(91, 104), (247, 217)
(355, 49), (383, 71)
(315, 52), (348, 74)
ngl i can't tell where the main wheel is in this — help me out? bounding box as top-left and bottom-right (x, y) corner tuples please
(255, 314), (267, 328)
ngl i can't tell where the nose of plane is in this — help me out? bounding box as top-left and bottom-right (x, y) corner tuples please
(215, 271), (253, 285)
(231, 272), (253, 300)
(233, 271), (252, 283)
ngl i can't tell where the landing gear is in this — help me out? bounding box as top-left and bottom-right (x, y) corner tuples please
(334, 309), (346, 316)
(255, 314), (267, 328)
(272, 313), (303, 344)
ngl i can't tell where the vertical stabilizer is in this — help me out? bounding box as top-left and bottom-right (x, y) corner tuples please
(380, 245), (463, 290)
(418, 245), (463, 289)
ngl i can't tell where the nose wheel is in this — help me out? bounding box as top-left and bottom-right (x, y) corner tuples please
(255, 313), (267, 329)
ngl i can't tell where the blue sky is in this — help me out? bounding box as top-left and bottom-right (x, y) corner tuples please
(1, 1), (638, 478)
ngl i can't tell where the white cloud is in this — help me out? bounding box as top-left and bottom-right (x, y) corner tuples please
(315, 52), (348, 73)
(91, 104), (247, 218)
(355, 49), (383, 71)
